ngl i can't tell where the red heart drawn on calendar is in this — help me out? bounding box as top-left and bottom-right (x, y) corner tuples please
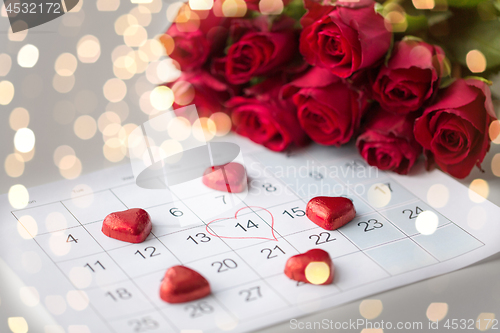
(206, 206), (277, 241)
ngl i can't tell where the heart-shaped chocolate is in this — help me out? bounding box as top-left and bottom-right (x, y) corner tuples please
(284, 249), (334, 285)
(101, 208), (152, 243)
(306, 196), (356, 230)
(160, 266), (211, 304)
(202, 162), (247, 193)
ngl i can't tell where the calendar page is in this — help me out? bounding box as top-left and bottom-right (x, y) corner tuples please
(2, 134), (500, 333)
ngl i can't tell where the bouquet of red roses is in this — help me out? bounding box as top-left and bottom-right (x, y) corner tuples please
(160, 0), (499, 179)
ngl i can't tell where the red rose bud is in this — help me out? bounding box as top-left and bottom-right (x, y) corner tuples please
(167, 70), (235, 118)
(299, 0), (392, 78)
(202, 162), (247, 193)
(229, 78), (309, 152)
(414, 78), (496, 179)
(162, 7), (230, 71)
(102, 208), (152, 243)
(284, 249), (334, 285)
(371, 40), (445, 114)
(225, 17), (298, 84)
(160, 266), (211, 304)
(357, 107), (422, 175)
(283, 67), (369, 146)
(306, 196), (356, 230)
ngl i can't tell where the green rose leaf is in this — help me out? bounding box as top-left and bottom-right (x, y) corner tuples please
(446, 0), (487, 7)
(441, 18), (500, 69)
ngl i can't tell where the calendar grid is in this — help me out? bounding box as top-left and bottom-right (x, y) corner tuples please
(8, 144), (492, 333)
(10, 210), (118, 333)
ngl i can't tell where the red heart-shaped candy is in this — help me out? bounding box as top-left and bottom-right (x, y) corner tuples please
(160, 266), (211, 304)
(306, 196), (356, 230)
(102, 208), (152, 243)
(284, 249), (334, 285)
(202, 162), (246, 193)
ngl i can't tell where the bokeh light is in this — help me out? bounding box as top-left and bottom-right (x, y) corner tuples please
(103, 78), (127, 102)
(189, 0), (214, 10)
(19, 287), (40, 307)
(74, 116), (97, 140)
(5, 153), (25, 178)
(9, 184), (29, 209)
(106, 101), (130, 122)
(0, 80), (15, 105)
(139, 39), (164, 62)
(492, 153), (500, 177)
(415, 210), (439, 235)
(8, 22), (28, 42)
(45, 295), (67, 315)
(210, 112), (232, 136)
(259, 0), (283, 15)
(304, 262), (330, 285)
(468, 178), (489, 203)
(17, 215), (37, 239)
(9, 107), (30, 131)
(115, 14), (139, 35)
(167, 117), (191, 141)
(166, 2), (186, 22)
(359, 299), (383, 319)
(427, 184), (449, 208)
(172, 80), (195, 106)
(130, 6), (152, 26)
(66, 290), (89, 311)
(476, 313), (495, 331)
(0, 54), (12, 76)
(7, 317), (28, 333)
(18, 44), (39, 68)
(77, 35), (101, 63)
(367, 183), (392, 208)
(124, 25), (148, 47)
(466, 50), (487, 73)
(97, 0), (120, 11)
(60, 156), (82, 179)
(55, 53), (78, 76)
(150, 86), (174, 111)
(489, 120), (500, 144)
(221, 0), (247, 17)
(53, 74), (76, 93)
(426, 302), (448, 322)
(14, 128), (35, 153)
(412, 0), (435, 9)
(54, 145), (75, 167)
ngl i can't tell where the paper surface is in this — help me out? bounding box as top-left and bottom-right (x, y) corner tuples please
(1, 135), (499, 333)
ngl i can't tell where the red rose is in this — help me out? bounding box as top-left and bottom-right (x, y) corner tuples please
(283, 67), (369, 146)
(371, 39), (445, 114)
(224, 17), (298, 84)
(162, 8), (229, 71)
(168, 71), (234, 117)
(414, 78), (496, 179)
(228, 78), (308, 151)
(299, 0), (392, 78)
(357, 107), (422, 175)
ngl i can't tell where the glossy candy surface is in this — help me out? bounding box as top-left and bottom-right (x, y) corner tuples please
(202, 162), (246, 193)
(160, 266), (211, 303)
(101, 208), (152, 243)
(306, 196), (356, 230)
(284, 249), (334, 285)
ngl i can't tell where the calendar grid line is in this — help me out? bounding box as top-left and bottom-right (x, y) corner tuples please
(192, 202), (294, 308)
(62, 197), (181, 333)
(109, 188), (185, 266)
(385, 175), (487, 247)
(10, 211), (119, 333)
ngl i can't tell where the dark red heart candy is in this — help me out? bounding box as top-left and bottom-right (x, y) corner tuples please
(202, 162), (246, 193)
(160, 266), (211, 303)
(284, 249), (334, 285)
(102, 208), (152, 243)
(306, 196), (356, 230)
